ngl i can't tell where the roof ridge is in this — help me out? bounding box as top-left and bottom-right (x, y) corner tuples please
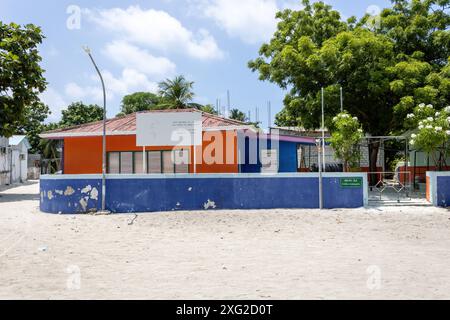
(42, 108), (250, 137)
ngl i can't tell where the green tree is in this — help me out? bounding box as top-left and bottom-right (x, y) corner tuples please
(249, 0), (450, 175)
(16, 102), (50, 154)
(329, 112), (364, 171)
(0, 22), (47, 137)
(229, 108), (247, 122)
(158, 75), (195, 109)
(407, 103), (450, 169)
(118, 92), (161, 116)
(59, 102), (103, 128)
(39, 122), (61, 173)
(200, 104), (218, 115)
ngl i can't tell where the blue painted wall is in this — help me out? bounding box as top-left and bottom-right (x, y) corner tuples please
(239, 137), (308, 173)
(436, 176), (450, 207)
(40, 174), (365, 214)
(40, 178), (102, 214)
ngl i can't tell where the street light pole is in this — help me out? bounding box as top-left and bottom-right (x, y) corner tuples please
(83, 46), (107, 212)
(321, 87), (326, 172)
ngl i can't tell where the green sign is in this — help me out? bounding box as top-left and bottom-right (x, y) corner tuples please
(340, 177), (363, 188)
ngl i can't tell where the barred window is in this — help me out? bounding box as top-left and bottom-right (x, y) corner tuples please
(107, 150), (190, 174)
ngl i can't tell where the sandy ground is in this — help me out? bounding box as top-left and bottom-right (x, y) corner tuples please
(1, 181), (450, 300)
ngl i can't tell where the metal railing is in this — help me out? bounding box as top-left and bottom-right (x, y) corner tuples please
(367, 171), (412, 202)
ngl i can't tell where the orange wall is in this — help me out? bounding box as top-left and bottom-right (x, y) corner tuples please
(63, 132), (239, 174)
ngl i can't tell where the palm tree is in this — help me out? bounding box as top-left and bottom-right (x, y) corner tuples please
(229, 108), (247, 122)
(157, 75), (195, 109)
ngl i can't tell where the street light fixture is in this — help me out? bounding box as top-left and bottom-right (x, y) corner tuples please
(83, 46), (108, 213)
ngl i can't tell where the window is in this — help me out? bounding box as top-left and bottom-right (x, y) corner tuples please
(162, 151), (174, 174)
(107, 150), (190, 174)
(134, 152), (144, 174)
(148, 151), (162, 174)
(108, 152), (120, 174)
(120, 152), (133, 174)
(174, 149), (189, 174)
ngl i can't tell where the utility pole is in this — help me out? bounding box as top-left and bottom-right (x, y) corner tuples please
(317, 138), (323, 209)
(321, 87), (326, 172)
(340, 86), (343, 112)
(268, 101), (272, 130)
(83, 46), (107, 213)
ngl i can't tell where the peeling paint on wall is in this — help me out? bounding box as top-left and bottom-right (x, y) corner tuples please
(55, 190), (63, 195)
(90, 187), (98, 200)
(64, 186), (75, 196)
(204, 199), (217, 210)
(47, 191), (53, 200)
(81, 185), (92, 194)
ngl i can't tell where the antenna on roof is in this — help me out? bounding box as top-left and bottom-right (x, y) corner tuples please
(227, 90), (231, 118)
(256, 106), (260, 124)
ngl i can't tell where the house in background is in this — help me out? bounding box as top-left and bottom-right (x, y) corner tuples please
(0, 135), (31, 186)
(270, 127), (385, 172)
(0, 137), (9, 185)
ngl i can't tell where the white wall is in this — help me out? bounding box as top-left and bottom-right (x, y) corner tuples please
(0, 138), (9, 185)
(307, 141), (384, 169)
(0, 138), (29, 185)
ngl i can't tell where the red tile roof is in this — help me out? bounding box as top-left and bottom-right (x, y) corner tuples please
(41, 109), (250, 138)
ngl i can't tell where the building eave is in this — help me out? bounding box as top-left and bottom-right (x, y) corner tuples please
(40, 126), (258, 139)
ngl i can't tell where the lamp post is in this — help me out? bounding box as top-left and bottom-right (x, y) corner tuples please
(83, 46), (107, 212)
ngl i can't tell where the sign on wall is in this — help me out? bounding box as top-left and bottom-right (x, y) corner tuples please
(340, 177), (363, 188)
(136, 112), (202, 147)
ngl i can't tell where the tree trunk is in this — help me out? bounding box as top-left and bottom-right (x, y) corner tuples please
(368, 138), (380, 186)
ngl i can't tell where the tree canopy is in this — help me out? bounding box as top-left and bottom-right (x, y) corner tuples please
(118, 92), (161, 116)
(16, 102), (50, 154)
(158, 75), (196, 109)
(229, 108), (247, 122)
(0, 22), (47, 137)
(249, 0), (449, 170)
(59, 102), (103, 128)
(250, 0), (449, 136)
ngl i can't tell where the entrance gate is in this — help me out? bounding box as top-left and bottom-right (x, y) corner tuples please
(365, 136), (429, 206)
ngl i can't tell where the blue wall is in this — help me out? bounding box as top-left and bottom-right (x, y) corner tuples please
(40, 174), (366, 214)
(436, 176), (450, 207)
(239, 137), (309, 173)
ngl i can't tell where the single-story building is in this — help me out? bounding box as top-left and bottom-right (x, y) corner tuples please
(270, 127), (385, 173)
(0, 135), (31, 185)
(40, 109), (317, 175)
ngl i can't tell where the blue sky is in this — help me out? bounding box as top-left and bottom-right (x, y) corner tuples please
(1, 0), (391, 128)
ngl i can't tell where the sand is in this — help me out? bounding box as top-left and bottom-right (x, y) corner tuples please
(1, 181), (450, 300)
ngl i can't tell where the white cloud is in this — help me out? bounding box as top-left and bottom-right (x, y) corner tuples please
(196, 0), (303, 44)
(39, 87), (67, 122)
(103, 40), (176, 78)
(85, 6), (224, 60)
(65, 68), (159, 104)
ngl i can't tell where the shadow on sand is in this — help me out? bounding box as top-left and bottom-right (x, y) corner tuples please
(0, 180), (40, 203)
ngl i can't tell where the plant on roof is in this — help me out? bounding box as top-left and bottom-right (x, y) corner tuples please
(329, 112), (364, 172)
(407, 103), (450, 170)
